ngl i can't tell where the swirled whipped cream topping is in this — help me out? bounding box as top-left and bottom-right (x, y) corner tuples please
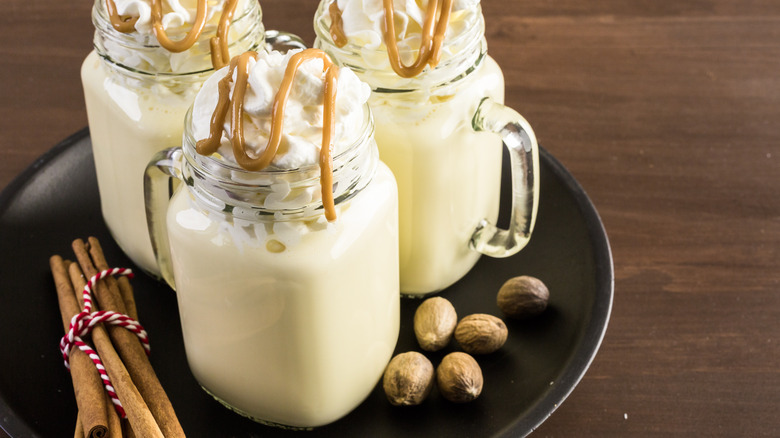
(110, 0), (228, 35)
(98, 0), (261, 73)
(326, 0), (479, 65)
(332, 0), (477, 48)
(317, 0), (484, 90)
(192, 49), (372, 170)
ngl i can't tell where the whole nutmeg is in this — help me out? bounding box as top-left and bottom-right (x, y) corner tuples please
(436, 352), (483, 403)
(383, 352), (435, 406)
(414, 297), (458, 351)
(497, 275), (550, 319)
(454, 314), (508, 354)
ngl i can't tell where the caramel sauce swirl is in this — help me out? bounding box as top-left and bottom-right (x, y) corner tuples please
(104, 0), (240, 69)
(329, 0), (454, 78)
(196, 49), (341, 222)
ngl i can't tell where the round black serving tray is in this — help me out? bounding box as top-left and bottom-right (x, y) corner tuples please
(0, 130), (612, 437)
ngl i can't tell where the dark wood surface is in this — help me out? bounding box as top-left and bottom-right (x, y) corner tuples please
(1, 1), (778, 436)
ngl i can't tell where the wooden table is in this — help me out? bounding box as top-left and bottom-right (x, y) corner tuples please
(1, 1), (778, 436)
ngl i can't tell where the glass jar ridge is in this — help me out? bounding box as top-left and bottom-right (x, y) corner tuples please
(92, 0), (266, 76)
(313, 0), (486, 91)
(179, 104), (379, 222)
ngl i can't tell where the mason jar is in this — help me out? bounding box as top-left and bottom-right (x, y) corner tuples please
(81, 0), (295, 276)
(314, 0), (540, 296)
(144, 106), (400, 428)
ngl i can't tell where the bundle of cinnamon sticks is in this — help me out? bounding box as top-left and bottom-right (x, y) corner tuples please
(50, 237), (185, 438)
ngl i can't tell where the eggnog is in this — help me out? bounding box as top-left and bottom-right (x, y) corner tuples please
(82, 0), (265, 275)
(144, 49), (400, 427)
(166, 163), (399, 427)
(315, 0), (540, 295)
(371, 56), (505, 294)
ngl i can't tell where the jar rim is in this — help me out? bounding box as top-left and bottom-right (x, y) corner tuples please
(313, 1), (482, 58)
(313, 1), (485, 90)
(182, 101), (375, 184)
(92, 0), (258, 46)
(92, 0), (264, 76)
(179, 101), (378, 220)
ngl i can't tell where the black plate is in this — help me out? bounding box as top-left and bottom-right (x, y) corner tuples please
(0, 130), (612, 437)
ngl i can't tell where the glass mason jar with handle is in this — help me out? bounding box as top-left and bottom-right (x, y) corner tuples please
(144, 99), (399, 427)
(314, 0), (540, 296)
(81, 0), (303, 276)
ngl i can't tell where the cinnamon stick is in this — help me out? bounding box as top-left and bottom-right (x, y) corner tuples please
(87, 237), (138, 321)
(99, 250), (139, 438)
(74, 414), (83, 438)
(124, 421), (137, 438)
(71, 238), (184, 438)
(68, 261), (164, 438)
(50, 255), (109, 438)
(105, 392), (123, 438)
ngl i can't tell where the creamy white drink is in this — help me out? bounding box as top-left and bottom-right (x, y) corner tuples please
(82, 0), (265, 275)
(371, 59), (504, 294)
(145, 49), (400, 428)
(315, 0), (539, 295)
(167, 172), (399, 428)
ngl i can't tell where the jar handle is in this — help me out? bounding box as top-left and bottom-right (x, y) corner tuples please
(470, 97), (540, 257)
(144, 147), (183, 290)
(265, 30), (308, 53)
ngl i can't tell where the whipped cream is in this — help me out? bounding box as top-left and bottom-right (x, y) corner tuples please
(316, 0), (484, 90)
(191, 49), (372, 170)
(329, 0), (479, 64)
(97, 0), (262, 73)
(111, 0), (228, 36)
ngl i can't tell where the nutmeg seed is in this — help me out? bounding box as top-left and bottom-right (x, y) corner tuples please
(382, 352), (435, 406)
(497, 275), (550, 319)
(414, 297), (458, 351)
(436, 352), (483, 403)
(454, 313), (508, 354)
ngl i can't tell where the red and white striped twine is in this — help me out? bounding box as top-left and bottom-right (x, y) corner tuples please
(59, 268), (149, 418)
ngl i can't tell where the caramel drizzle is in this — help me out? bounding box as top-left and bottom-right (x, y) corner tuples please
(104, 0), (240, 69)
(328, 1), (348, 47)
(105, 0), (139, 32)
(329, 0), (453, 78)
(196, 49), (341, 222)
(209, 0), (240, 68)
